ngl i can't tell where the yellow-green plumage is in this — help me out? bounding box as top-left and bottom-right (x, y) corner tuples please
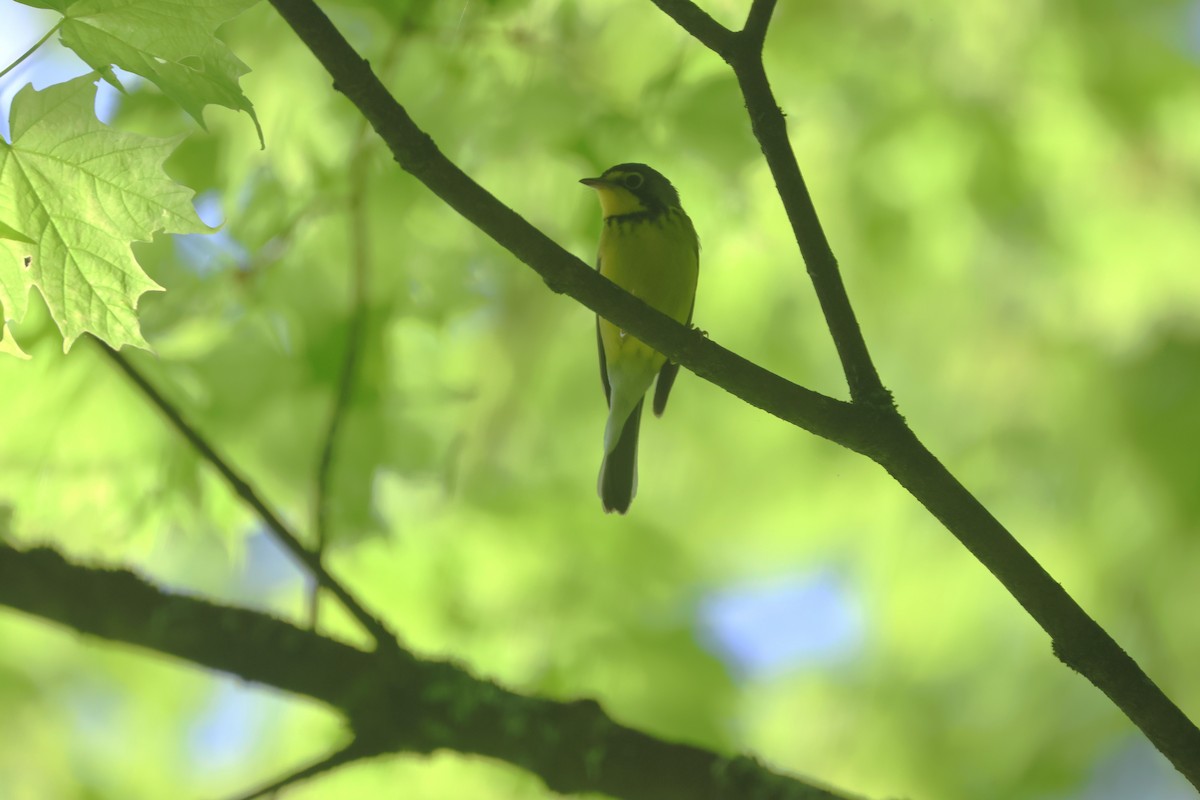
(581, 164), (699, 513)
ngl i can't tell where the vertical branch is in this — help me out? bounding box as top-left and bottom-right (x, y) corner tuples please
(309, 32), (408, 628)
(308, 129), (374, 627)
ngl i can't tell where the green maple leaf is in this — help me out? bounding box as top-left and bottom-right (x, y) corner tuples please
(21, 0), (263, 144)
(0, 75), (210, 352)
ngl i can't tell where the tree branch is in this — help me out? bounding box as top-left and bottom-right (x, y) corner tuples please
(726, 62), (888, 406)
(96, 343), (398, 652)
(647, 0), (887, 407)
(874, 425), (1200, 789)
(312, 178), (369, 557)
(0, 542), (866, 800)
(711, 5), (888, 405)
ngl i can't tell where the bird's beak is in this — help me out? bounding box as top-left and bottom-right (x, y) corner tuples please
(581, 176), (643, 217)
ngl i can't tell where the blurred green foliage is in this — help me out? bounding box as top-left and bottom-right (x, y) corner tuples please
(2, 0), (1199, 798)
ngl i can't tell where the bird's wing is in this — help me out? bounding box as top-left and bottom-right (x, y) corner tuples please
(597, 317), (611, 405)
(652, 295), (694, 417)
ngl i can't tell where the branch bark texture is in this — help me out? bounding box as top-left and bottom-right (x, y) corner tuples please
(0, 542), (859, 800)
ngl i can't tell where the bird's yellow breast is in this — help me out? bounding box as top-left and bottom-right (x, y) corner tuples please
(597, 209), (698, 363)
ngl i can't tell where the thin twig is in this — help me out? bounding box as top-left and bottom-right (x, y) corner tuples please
(309, 132), (374, 628)
(221, 740), (372, 800)
(97, 342), (398, 652)
(735, 55), (889, 407)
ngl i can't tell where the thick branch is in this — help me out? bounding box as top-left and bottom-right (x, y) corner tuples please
(0, 542), (864, 800)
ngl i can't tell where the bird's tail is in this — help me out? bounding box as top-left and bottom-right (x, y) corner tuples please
(598, 399), (643, 514)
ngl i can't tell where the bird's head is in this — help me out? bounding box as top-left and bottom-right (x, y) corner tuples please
(580, 163), (682, 218)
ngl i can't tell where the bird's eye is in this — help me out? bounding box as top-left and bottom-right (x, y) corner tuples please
(622, 173), (644, 190)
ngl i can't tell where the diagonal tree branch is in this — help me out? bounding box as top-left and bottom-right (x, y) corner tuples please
(651, 0), (888, 407)
(736, 50), (887, 405)
(873, 423), (1200, 788)
(96, 342), (398, 653)
(259, 0), (1200, 791)
(0, 541), (866, 800)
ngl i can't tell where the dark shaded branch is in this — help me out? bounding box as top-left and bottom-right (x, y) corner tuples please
(648, 0), (888, 407)
(0, 542), (865, 800)
(872, 423), (1200, 790)
(96, 343), (397, 652)
(730, 54), (887, 408)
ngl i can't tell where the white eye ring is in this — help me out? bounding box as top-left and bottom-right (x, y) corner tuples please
(623, 173), (644, 190)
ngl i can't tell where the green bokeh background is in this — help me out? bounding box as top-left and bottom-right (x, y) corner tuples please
(2, 0), (1199, 798)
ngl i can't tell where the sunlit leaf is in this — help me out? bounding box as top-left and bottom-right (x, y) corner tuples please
(0, 75), (209, 351)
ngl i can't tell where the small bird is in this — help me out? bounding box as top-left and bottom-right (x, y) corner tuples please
(581, 163), (699, 513)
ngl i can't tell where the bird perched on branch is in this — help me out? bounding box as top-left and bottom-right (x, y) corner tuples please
(581, 163), (699, 513)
